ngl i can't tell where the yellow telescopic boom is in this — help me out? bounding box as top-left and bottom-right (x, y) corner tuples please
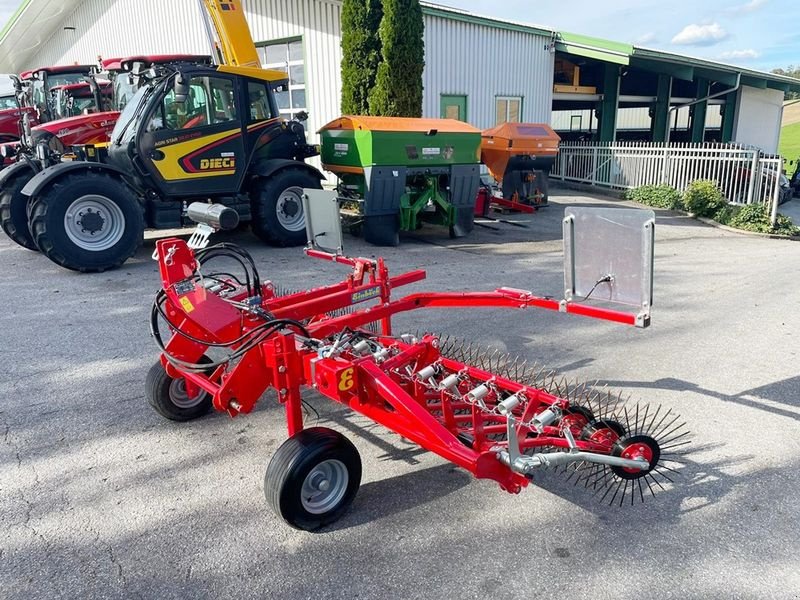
(198, 0), (261, 68)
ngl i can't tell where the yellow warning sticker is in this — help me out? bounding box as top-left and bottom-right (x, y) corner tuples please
(179, 297), (195, 313)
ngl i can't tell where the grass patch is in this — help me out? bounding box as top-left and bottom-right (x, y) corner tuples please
(780, 121), (800, 160)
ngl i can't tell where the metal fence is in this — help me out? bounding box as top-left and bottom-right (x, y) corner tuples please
(550, 142), (784, 223)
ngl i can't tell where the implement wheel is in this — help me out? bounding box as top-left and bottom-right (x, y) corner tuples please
(29, 172), (143, 272)
(146, 357), (214, 422)
(0, 171), (37, 250)
(251, 168), (321, 247)
(265, 427), (361, 531)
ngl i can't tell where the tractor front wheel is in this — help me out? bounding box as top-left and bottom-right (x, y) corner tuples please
(0, 171), (37, 250)
(28, 173), (143, 272)
(265, 427), (362, 531)
(251, 169), (321, 246)
(146, 357), (214, 422)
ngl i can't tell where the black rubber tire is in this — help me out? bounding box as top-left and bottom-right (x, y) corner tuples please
(265, 427), (362, 531)
(0, 171), (37, 250)
(363, 214), (400, 246)
(29, 172), (144, 273)
(145, 357), (214, 422)
(580, 419), (627, 441)
(251, 168), (321, 247)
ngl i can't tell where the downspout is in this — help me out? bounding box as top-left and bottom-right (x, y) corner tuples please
(665, 73), (741, 144)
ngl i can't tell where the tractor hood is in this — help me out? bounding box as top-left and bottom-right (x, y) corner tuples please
(34, 110), (120, 136)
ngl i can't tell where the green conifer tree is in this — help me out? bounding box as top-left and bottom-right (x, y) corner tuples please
(340, 0), (383, 114)
(368, 0), (425, 117)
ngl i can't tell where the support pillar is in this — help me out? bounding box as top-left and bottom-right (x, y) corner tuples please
(720, 89), (737, 143)
(690, 78), (710, 142)
(598, 63), (620, 142)
(651, 74), (672, 142)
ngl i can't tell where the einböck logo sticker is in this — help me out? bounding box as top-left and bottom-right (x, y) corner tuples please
(351, 286), (381, 304)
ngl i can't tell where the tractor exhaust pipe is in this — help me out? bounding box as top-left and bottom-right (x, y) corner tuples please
(186, 202), (239, 231)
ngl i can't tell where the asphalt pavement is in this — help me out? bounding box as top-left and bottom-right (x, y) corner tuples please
(2, 188), (799, 599)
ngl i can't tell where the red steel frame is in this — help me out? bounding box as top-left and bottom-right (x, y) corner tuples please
(155, 239), (643, 494)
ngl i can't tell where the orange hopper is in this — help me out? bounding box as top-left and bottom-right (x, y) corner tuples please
(480, 123), (560, 209)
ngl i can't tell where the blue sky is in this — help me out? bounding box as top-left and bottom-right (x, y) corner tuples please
(0, 0), (797, 72)
(443, 0), (799, 71)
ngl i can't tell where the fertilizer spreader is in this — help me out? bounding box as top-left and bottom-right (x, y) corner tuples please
(147, 197), (687, 530)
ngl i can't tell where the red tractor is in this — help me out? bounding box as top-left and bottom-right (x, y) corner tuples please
(0, 71), (37, 144)
(0, 55), (211, 250)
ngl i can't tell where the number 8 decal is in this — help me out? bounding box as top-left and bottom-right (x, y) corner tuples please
(338, 367), (355, 392)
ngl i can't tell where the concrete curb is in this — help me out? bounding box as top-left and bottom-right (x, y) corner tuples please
(550, 181), (800, 241)
(694, 216), (800, 241)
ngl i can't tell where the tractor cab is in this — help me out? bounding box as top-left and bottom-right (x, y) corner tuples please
(101, 54), (212, 112)
(0, 73), (37, 144)
(26, 64), (96, 122)
(105, 62), (317, 201)
(51, 79), (113, 119)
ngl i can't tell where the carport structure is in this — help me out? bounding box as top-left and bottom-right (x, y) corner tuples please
(552, 32), (800, 149)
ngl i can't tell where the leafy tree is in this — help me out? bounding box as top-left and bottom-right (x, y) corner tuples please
(340, 0), (383, 114)
(368, 0), (425, 117)
(771, 65), (800, 100)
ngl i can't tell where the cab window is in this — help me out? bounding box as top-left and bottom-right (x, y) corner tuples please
(148, 76), (238, 132)
(247, 81), (277, 123)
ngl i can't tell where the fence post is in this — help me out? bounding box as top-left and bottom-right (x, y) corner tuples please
(591, 146), (598, 186)
(769, 161), (781, 227)
(745, 149), (760, 205)
(660, 144), (669, 185)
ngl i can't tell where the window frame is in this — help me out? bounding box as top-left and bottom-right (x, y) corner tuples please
(147, 74), (240, 133)
(257, 36), (307, 121)
(495, 95), (523, 125)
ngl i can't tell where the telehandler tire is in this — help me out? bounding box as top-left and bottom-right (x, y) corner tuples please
(251, 168), (321, 247)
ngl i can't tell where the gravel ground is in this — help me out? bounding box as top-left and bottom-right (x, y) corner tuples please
(1, 188), (799, 599)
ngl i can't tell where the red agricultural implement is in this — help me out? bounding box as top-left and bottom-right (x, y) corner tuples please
(147, 198), (687, 530)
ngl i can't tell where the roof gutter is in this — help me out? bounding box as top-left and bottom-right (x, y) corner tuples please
(666, 73), (741, 144)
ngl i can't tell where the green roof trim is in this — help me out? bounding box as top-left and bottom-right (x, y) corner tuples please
(555, 32), (631, 66)
(0, 0), (31, 43)
(557, 32), (633, 57)
(420, 4), (553, 38)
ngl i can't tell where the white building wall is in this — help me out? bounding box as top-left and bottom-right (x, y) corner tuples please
(423, 15), (554, 126)
(733, 85), (784, 153)
(22, 0), (557, 150)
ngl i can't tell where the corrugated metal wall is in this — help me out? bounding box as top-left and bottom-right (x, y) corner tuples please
(23, 0), (556, 138)
(422, 15), (554, 126)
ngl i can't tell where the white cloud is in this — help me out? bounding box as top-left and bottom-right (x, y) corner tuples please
(635, 32), (657, 45)
(671, 23), (729, 46)
(731, 0), (767, 13)
(718, 49), (761, 60)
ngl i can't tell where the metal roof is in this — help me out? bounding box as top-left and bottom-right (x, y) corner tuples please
(553, 32), (800, 92)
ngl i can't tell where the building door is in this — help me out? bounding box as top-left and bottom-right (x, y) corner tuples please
(440, 94), (467, 121)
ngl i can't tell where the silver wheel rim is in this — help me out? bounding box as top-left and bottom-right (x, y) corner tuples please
(275, 186), (305, 232)
(300, 459), (349, 514)
(64, 194), (126, 251)
(168, 378), (205, 409)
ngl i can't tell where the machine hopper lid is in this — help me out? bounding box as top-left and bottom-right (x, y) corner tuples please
(320, 115), (481, 134)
